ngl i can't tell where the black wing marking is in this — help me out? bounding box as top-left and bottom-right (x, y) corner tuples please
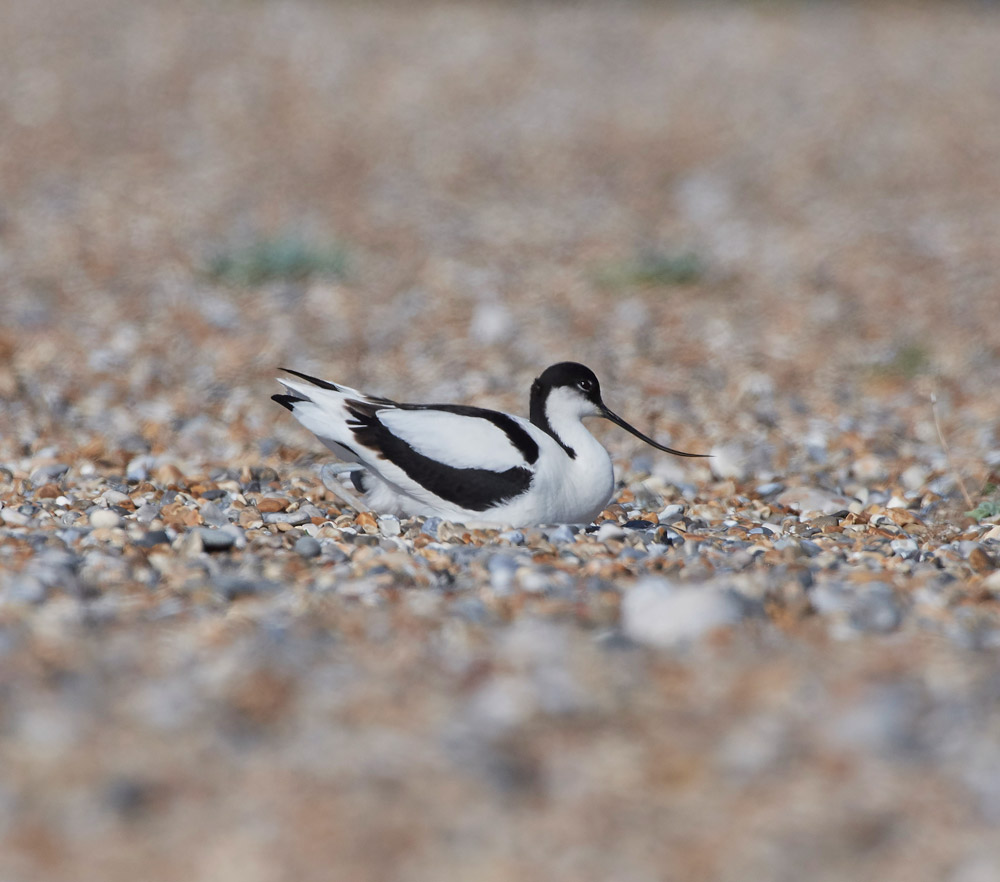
(278, 368), (346, 392)
(346, 402), (533, 512)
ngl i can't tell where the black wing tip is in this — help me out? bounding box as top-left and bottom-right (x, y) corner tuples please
(271, 393), (301, 412)
(279, 367), (342, 391)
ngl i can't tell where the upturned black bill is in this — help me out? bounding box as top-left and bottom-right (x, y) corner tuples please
(600, 406), (709, 458)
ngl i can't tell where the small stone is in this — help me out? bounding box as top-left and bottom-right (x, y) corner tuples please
(377, 515), (401, 537)
(849, 584), (903, 633)
(421, 517), (442, 538)
(160, 502), (202, 528)
(968, 546), (997, 574)
(4, 575), (48, 604)
(596, 523), (626, 542)
(487, 554), (520, 593)
(30, 463), (69, 484)
(89, 509), (123, 529)
(1, 507), (31, 526)
(623, 519), (655, 531)
(887, 508), (925, 529)
(546, 524), (577, 544)
(126, 455), (154, 483)
(754, 482), (784, 498)
(295, 536), (322, 558)
(852, 454), (888, 483)
(35, 482), (61, 499)
(199, 501), (231, 528)
(355, 511), (379, 534)
(900, 464), (928, 492)
(257, 497), (288, 513)
(890, 537), (919, 559)
(776, 486), (852, 514)
(133, 530), (170, 548)
(196, 527), (236, 552)
(622, 578), (742, 648)
(261, 510), (310, 526)
(154, 464), (185, 485)
(658, 504), (685, 523)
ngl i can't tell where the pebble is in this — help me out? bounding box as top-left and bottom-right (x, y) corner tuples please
(30, 463), (70, 484)
(776, 486), (853, 514)
(295, 536), (322, 559)
(622, 578), (743, 648)
(595, 522), (626, 542)
(261, 511), (310, 526)
(89, 509), (124, 529)
(377, 515), (402, 537)
(890, 538), (920, 559)
(659, 504), (685, 523)
(546, 525), (577, 544)
(849, 584), (904, 633)
(195, 527), (237, 552)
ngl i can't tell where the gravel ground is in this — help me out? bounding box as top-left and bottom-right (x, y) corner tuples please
(3, 1), (1000, 880)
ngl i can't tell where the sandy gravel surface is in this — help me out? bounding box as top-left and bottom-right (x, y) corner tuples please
(2, 2), (1000, 880)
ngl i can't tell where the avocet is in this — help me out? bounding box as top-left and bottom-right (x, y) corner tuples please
(273, 362), (706, 526)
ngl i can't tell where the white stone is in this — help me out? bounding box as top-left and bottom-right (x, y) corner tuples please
(89, 508), (123, 529)
(621, 577), (740, 649)
(775, 486), (851, 514)
(595, 522), (626, 542)
(900, 464), (929, 492)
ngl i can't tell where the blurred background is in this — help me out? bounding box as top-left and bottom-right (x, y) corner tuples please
(2, 0), (998, 481)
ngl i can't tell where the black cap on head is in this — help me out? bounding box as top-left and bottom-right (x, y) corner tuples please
(530, 362), (709, 459)
(532, 362), (602, 402)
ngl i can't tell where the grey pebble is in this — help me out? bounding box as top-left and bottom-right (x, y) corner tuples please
(199, 502), (232, 528)
(125, 456), (154, 482)
(295, 503), (325, 520)
(5, 575), (48, 604)
(134, 530), (170, 548)
(659, 504), (685, 523)
(217, 577), (279, 601)
(261, 510), (310, 526)
(377, 515), (402, 537)
(890, 538), (920, 559)
(499, 530), (525, 546)
(135, 502), (161, 524)
(755, 481), (785, 497)
(421, 517), (442, 538)
(849, 584), (903, 633)
(546, 525), (577, 544)
(30, 463), (69, 484)
(195, 527), (237, 552)
(295, 536), (322, 558)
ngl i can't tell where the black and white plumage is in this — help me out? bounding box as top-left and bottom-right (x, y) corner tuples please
(272, 362), (706, 526)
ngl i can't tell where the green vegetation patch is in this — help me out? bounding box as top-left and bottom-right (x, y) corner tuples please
(207, 235), (349, 286)
(594, 249), (705, 290)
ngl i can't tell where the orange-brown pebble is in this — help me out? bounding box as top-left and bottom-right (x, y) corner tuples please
(355, 511), (379, 534)
(155, 464), (185, 486)
(35, 483), (61, 499)
(969, 546), (997, 574)
(257, 497), (289, 513)
(160, 502), (203, 527)
(888, 508), (925, 528)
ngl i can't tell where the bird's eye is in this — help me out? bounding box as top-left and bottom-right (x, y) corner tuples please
(578, 379), (593, 392)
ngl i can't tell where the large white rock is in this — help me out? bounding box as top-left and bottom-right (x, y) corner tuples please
(621, 577), (741, 649)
